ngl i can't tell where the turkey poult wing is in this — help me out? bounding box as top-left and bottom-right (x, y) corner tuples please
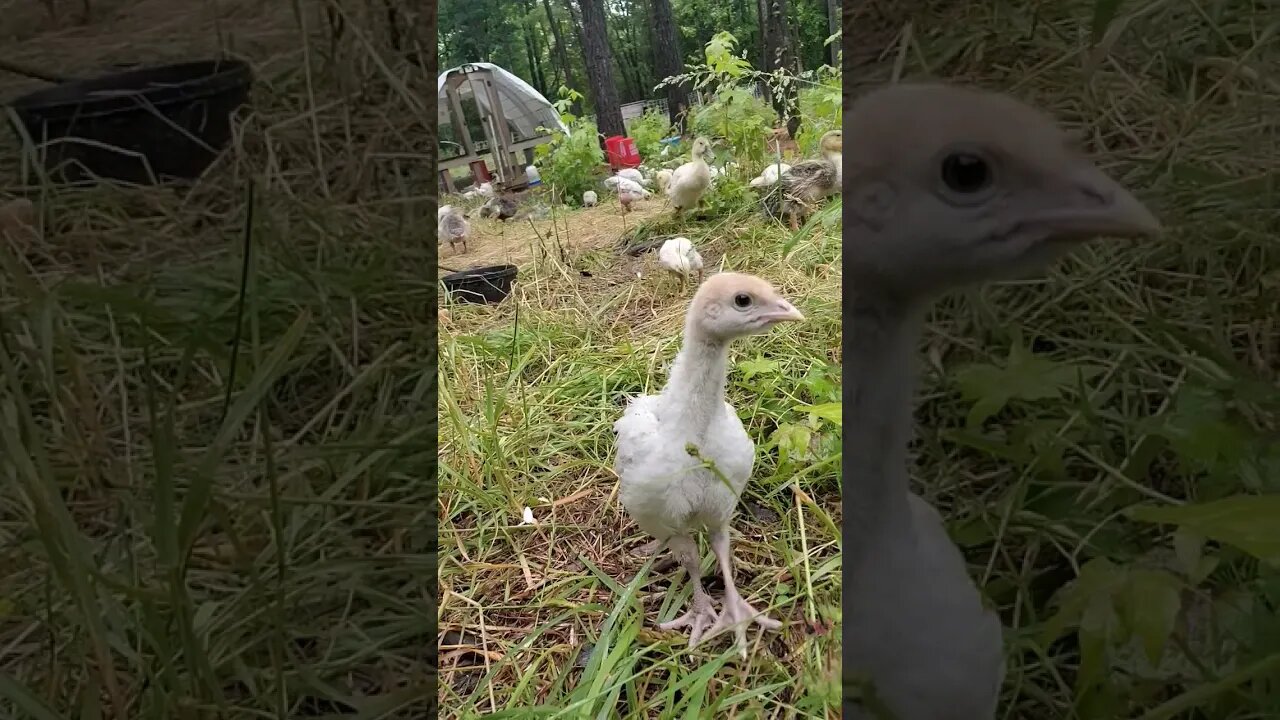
(782, 159), (838, 200)
(613, 394), (754, 540)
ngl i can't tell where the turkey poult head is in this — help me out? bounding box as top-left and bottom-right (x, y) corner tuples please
(689, 136), (713, 162)
(843, 83), (1160, 300)
(686, 273), (805, 343)
(818, 129), (842, 154)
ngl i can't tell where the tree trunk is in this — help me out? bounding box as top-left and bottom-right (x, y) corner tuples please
(542, 0), (575, 88)
(760, 0), (799, 136)
(524, 24), (542, 95)
(575, 0), (626, 139)
(650, 0), (690, 131)
(827, 0), (839, 66)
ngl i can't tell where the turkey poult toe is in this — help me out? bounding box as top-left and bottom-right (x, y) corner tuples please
(658, 590), (719, 647)
(702, 590), (781, 658)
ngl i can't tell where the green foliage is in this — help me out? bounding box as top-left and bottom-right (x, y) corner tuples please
(698, 173), (756, 215)
(533, 115), (602, 207)
(1130, 495), (1280, 563)
(794, 70), (842, 156)
(550, 86), (585, 123)
(627, 110), (671, 167)
(953, 343), (1103, 428)
(672, 31), (841, 168)
(689, 88), (772, 168)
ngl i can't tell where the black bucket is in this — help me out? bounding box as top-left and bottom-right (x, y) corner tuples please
(6, 59), (253, 185)
(442, 265), (518, 304)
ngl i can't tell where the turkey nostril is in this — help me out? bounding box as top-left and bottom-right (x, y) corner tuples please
(1078, 184), (1112, 207)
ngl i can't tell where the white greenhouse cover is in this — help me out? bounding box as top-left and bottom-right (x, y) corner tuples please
(438, 62), (569, 141)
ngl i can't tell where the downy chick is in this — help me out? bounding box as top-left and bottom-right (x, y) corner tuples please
(615, 273), (805, 657)
(766, 130), (842, 230)
(437, 205), (470, 253)
(657, 236), (704, 290)
(655, 168), (675, 194)
(749, 162), (792, 188)
(666, 137), (713, 217)
(478, 196), (519, 222)
(615, 178), (651, 213)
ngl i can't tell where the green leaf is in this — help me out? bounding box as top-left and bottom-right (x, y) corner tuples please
(796, 401), (841, 427)
(737, 356), (779, 379)
(771, 422), (812, 465)
(1041, 557), (1125, 646)
(1120, 569), (1183, 664)
(1128, 495), (1280, 563)
(953, 345), (1100, 426)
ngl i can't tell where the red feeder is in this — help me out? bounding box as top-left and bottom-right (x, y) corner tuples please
(605, 135), (642, 170)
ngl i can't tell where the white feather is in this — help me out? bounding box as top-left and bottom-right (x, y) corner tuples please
(616, 168), (647, 185)
(749, 163), (792, 188)
(614, 391), (753, 540)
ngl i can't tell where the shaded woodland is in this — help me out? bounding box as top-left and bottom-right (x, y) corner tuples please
(438, 0), (840, 109)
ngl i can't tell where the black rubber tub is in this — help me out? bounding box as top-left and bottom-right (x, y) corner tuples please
(442, 265), (518, 304)
(6, 59), (253, 185)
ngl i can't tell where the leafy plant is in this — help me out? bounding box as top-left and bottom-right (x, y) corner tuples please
(533, 115), (602, 207)
(698, 173), (755, 214)
(663, 32), (781, 169)
(953, 343), (1103, 428)
(794, 70), (841, 156)
(627, 109), (671, 165)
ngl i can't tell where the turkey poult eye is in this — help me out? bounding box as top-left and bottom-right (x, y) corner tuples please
(941, 153), (991, 194)
(733, 293), (752, 308)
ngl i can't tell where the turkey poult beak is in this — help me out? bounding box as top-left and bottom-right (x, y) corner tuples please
(759, 298), (805, 323)
(1031, 165), (1162, 242)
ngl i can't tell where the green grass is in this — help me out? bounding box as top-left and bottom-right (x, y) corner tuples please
(438, 197), (844, 716)
(0, 3), (438, 718)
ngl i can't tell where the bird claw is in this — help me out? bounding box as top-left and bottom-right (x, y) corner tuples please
(702, 592), (781, 658)
(658, 593), (718, 647)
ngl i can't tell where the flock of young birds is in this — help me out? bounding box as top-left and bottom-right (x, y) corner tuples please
(435, 127), (843, 280)
(438, 80), (1162, 719)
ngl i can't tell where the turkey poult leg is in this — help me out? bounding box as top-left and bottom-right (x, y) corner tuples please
(703, 529), (782, 657)
(657, 534), (719, 646)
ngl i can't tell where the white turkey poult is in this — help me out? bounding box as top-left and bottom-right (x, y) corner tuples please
(614, 272), (804, 658)
(437, 205), (470, 254)
(614, 178), (651, 214)
(655, 169), (674, 194)
(666, 137), (713, 217)
(749, 162), (792, 188)
(841, 83), (1161, 719)
(615, 167), (649, 186)
(656, 236), (704, 292)
(583, 190), (598, 207)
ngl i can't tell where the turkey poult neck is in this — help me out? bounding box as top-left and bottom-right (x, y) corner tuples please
(661, 319), (731, 440)
(844, 288), (922, 555)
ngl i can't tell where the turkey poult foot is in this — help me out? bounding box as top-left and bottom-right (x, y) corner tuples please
(700, 529), (783, 658)
(658, 588), (719, 647)
(702, 587), (782, 658)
